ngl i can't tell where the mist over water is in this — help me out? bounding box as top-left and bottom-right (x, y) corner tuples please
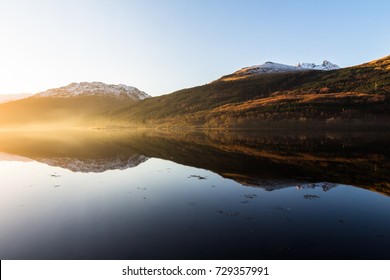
(0, 129), (389, 259)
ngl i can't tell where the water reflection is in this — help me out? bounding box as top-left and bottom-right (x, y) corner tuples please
(0, 129), (389, 195)
(0, 129), (389, 260)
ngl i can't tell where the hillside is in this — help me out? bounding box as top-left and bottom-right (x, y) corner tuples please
(0, 82), (148, 128)
(1, 56), (389, 129)
(219, 60), (340, 81)
(0, 93), (33, 104)
(103, 55), (390, 128)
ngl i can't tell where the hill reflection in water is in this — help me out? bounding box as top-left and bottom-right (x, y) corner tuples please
(0, 129), (389, 195)
(0, 129), (390, 260)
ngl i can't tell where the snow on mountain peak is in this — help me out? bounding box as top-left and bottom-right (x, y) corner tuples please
(222, 60), (341, 81)
(237, 62), (299, 75)
(34, 82), (150, 100)
(297, 60), (340, 70)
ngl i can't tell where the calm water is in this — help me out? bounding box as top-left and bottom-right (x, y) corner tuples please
(0, 129), (389, 259)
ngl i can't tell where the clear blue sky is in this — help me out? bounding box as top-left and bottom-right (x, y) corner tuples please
(0, 0), (389, 96)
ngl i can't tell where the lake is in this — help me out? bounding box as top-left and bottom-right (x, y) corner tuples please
(0, 129), (389, 259)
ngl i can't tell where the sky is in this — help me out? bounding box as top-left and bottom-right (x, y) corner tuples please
(0, 0), (389, 96)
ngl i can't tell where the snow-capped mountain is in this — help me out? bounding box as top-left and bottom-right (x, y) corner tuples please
(236, 62), (299, 75)
(33, 82), (150, 100)
(221, 60), (340, 80)
(297, 60), (340, 71)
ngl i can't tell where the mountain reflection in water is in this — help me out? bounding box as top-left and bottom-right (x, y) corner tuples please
(0, 129), (390, 260)
(0, 129), (388, 195)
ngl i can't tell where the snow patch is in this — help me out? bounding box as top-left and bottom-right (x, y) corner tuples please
(230, 60), (340, 78)
(297, 60), (340, 71)
(33, 82), (150, 100)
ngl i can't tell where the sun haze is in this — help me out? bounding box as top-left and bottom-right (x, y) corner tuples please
(0, 0), (389, 96)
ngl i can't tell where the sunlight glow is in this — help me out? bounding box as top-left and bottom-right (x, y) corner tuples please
(0, 0), (389, 96)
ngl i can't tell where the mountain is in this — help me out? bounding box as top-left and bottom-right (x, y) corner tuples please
(219, 60), (340, 81)
(0, 93), (33, 104)
(33, 82), (150, 100)
(103, 55), (389, 128)
(297, 60), (340, 70)
(0, 56), (389, 129)
(0, 82), (149, 127)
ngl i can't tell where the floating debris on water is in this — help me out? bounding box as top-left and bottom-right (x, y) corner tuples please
(244, 194), (257, 199)
(303, 194), (320, 200)
(188, 175), (207, 180)
(216, 210), (240, 216)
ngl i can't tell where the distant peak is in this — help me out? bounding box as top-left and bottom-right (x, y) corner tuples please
(33, 82), (150, 100)
(297, 60), (340, 70)
(219, 59), (341, 81)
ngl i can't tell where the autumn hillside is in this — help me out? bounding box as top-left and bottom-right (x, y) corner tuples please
(104, 55), (390, 128)
(0, 55), (389, 129)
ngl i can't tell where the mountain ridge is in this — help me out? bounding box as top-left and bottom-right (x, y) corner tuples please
(102, 55), (389, 127)
(0, 82), (150, 127)
(33, 82), (150, 100)
(0, 93), (33, 104)
(219, 60), (340, 81)
(0, 55), (389, 128)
